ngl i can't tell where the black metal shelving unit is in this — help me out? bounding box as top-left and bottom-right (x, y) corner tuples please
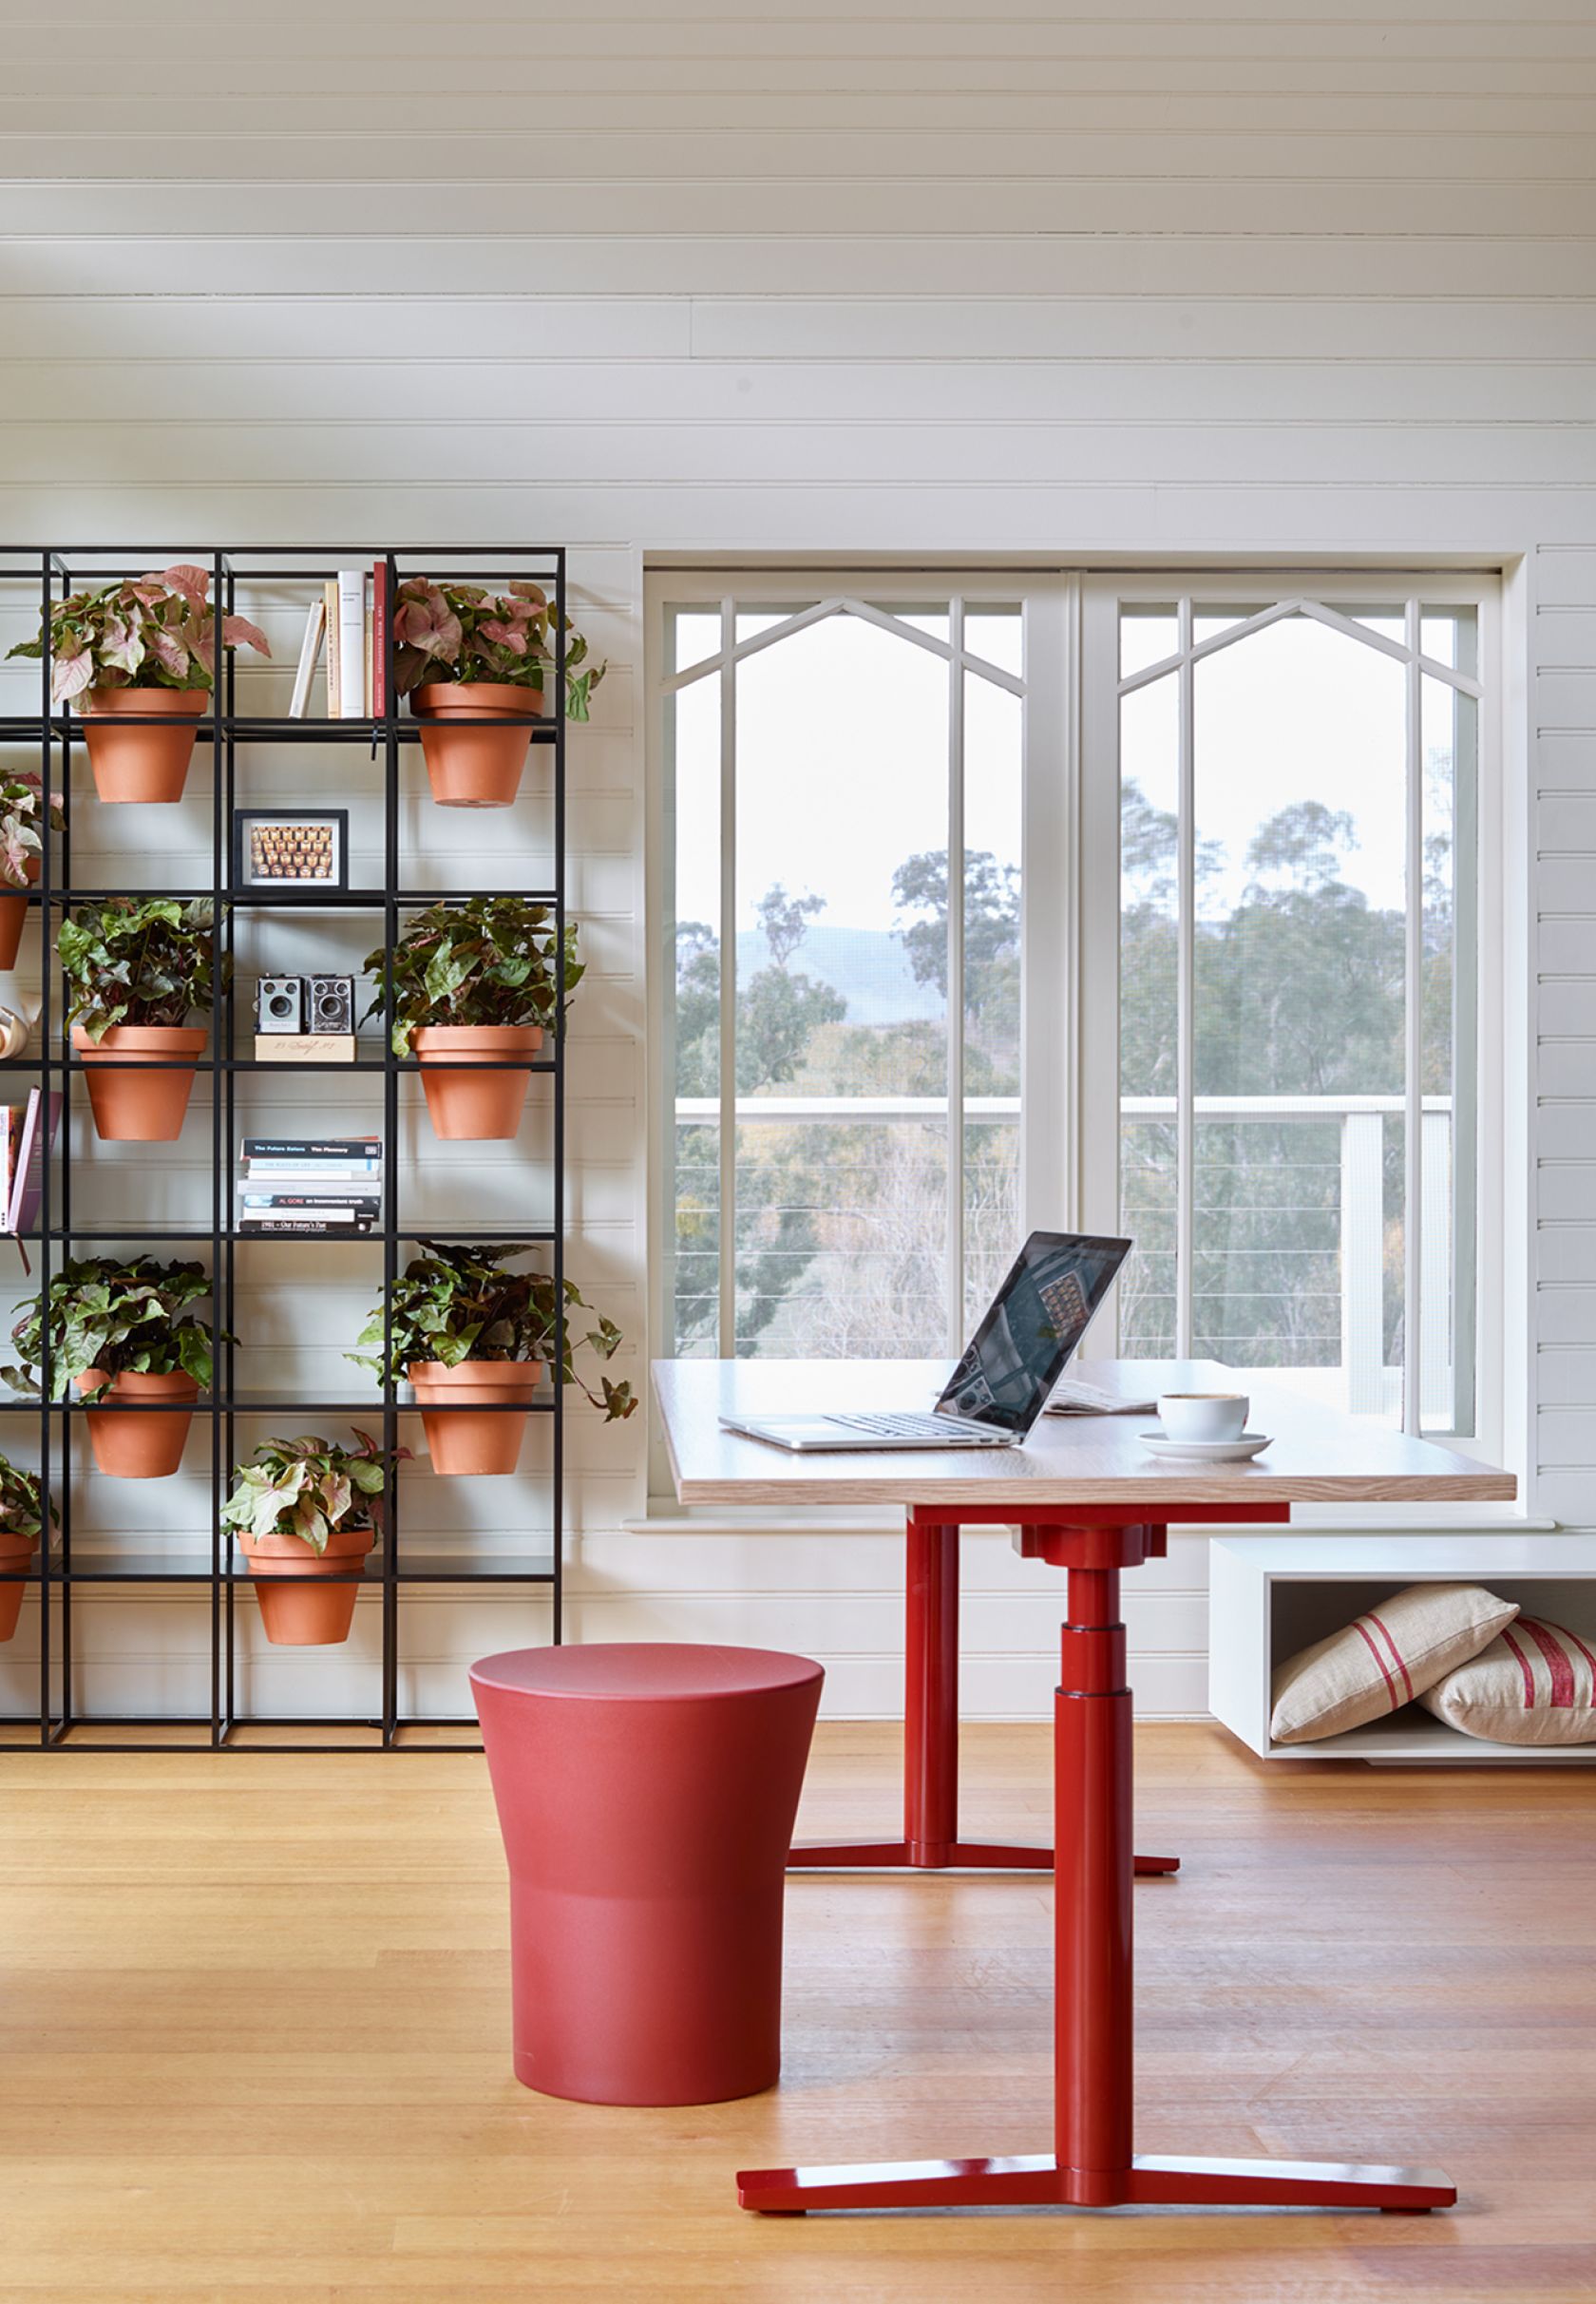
(0, 545), (570, 1750)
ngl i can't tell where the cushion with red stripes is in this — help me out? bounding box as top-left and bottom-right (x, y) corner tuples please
(1269, 1583), (1519, 1744)
(1421, 1614), (1596, 1744)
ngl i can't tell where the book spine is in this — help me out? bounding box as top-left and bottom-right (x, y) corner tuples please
(241, 1184), (381, 1203)
(242, 1158), (382, 1177)
(241, 1138), (381, 1159)
(236, 1207), (380, 1226)
(238, 1182), (382, 1198)
(289, 596), (326, 720)
(324, 580), (341, 717)
(238, 1172), (382, 1189)
(0, 1104), (14, 1233)
(240, 1217), (372, 1234)
(371, 560), (389, 716)
(7, 1087), (52, 1238)
(338, 569), (367, 720)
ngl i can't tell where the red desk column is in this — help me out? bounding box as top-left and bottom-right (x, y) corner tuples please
(789, 1513), (1179, 1876)
(1054, 1550), (1136, 2199)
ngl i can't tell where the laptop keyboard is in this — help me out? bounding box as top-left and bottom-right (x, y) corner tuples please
(825, 1412), (990, 1439)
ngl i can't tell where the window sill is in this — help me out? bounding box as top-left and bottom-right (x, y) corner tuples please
(630, 1503), (1554, 1537)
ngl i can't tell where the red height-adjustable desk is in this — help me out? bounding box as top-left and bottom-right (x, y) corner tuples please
(653, 1357), (1516, 2218)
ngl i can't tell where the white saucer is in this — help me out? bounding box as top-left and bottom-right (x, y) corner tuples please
(1138, 1431), (1273, 1462)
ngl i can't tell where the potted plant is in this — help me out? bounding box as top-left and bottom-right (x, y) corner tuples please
(222, 1429), (408, 1647)
(0, 1457), (56, 1643)
(4, 1255), (230, 1479)
(363, 897), (580, 1141)
(0, 774), (64, 970)
(391, 578), (605, 807)
(350, 1239), (636, 1476)
(58, 896), (225, 1140)
(7, 563), (270, 803)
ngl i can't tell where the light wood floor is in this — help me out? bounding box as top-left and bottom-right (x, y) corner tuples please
(2, 1723), (1593, 2303)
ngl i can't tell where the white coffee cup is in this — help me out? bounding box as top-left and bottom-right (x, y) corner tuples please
(1157, 1391), (1248, 1443)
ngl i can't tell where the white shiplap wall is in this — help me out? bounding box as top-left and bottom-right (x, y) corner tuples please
(0, 0), (1587, 1721)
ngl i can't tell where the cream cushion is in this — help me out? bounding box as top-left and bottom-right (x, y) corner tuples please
(1420, 1616), (1596, 1745)
(1269, 1582), (1519, 1744)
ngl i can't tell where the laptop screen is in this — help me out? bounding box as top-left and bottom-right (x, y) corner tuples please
(935, 1231), (1132, 1436)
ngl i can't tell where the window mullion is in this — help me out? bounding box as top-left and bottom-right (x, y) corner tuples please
(1403, 595), (1424, 1433)
(717, 597), (736, 1359)
(1176, 597), (1195, 1361)
(947, 597), (966, 1357)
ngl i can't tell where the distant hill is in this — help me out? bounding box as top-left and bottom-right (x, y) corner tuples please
(735, 924), (941, 1025)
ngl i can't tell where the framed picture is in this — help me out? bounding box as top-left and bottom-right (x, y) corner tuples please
(233, 809), (349, 891)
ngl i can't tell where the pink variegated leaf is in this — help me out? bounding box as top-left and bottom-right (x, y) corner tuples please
(507, 582), (546, 606)
(290, 1496), (330, 1550)
(97, 613), (145, 678)
(221, 613), (270, 658)
(51, 649), (94, 704)
(479, 619), (527, 654)
(158, 563), (211, 607)
(150, 628), (190, 680)
(395, 599), (463, 663)
(394, 593), (462, 661)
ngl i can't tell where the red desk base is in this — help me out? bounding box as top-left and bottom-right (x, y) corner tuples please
(744, 1504), (1456, 2219)
(788, 1511), (1178, 1876)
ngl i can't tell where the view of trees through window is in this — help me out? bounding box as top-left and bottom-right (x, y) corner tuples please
(1116, 601), (1475, 1427)
(673, 846), (1020, 1356)
(662, 587), (1480, 1427)
(666, 599), (1020, 1359)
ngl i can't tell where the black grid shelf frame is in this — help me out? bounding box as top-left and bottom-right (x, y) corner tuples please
(0, 544), (572, 1752)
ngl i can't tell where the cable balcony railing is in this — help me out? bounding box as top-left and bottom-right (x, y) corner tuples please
(674, 1092), (1454, 1421)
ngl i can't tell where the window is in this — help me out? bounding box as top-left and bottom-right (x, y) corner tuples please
(651, 570), (1498, 1445)
(1082, 578), (1493, 1438)
(650, 580), (1049, 1361)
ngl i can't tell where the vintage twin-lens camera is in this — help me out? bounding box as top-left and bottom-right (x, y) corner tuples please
(306, 974), (355, 1036)
(255, 974), (356, 1037)
(255, 976), (304, 1035)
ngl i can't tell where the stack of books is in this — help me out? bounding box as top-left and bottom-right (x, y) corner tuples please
(237, 1135), (384, 1235)
(288, 565), (390, 719)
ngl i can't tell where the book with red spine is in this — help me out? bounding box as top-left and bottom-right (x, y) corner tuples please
(371, 560), (390, 716)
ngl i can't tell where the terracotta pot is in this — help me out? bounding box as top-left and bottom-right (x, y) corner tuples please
(408, 1359), (542, 1476)
(412, 681), (542, 808)
(76, 1368), (200, 1479)
(410, 1024), (542, 1141)
(80, 688), (207, 803)
(0, 1529), (33, 1643)
(240, 1523), (376, 1647)
(0, 853), (40, 971)
(73, 1024), (206, 1142)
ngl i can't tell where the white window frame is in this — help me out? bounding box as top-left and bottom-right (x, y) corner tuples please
(644, 563), (1511, 1492)
(1079, 571), (1503, 1458)
(644, 569), (1074, 1378)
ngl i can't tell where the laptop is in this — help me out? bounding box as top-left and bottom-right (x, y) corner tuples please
(717, 1230), (1132, 1452)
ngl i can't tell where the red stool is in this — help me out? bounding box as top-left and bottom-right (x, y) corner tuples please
(470, 1642), (824, 2107)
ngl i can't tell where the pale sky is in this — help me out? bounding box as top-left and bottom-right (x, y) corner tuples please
(670, 603), (1470, 943)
